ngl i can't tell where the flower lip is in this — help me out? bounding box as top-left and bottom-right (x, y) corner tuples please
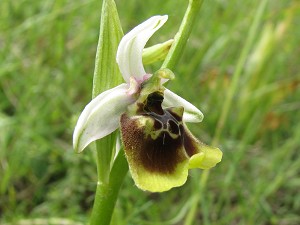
(120, 90), (222, 192)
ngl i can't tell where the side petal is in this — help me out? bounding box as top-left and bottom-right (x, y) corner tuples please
(73, 83), (134, 153)
(182, 125), (223, 169)
(163, 89), (204, 123)
(189, 146), (222, 169)
(116, 15), (168, 83)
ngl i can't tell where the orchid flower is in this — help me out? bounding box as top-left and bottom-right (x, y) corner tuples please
(73, 15), (222, 192)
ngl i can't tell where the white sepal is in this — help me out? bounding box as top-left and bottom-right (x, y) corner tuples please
(163, 89), (204, 123)
(116, 15), (168, 83)
(73, 83), (134, 153)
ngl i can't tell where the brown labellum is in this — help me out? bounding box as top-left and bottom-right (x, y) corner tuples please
(120, 91), (188, 174)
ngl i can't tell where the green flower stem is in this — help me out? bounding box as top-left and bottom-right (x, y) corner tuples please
(90, 149), (128, 225)
(92, 0), (124, 184)
(184, 0), (269, 224)
(89, 0), (128, 224)
(95, 133), (118, 184)
(161, 0), (204, 71)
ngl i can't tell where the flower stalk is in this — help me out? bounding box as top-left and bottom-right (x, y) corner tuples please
(92, 0), (124, 184)
(90, 149), (128, 225)
(89, 0), (127, 224)
(161, 0), (204, 70)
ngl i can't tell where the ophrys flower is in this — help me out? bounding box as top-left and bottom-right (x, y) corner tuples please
(73, 15), (222, 192)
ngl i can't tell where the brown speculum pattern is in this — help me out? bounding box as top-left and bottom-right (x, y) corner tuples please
(120, 91), (191, 174)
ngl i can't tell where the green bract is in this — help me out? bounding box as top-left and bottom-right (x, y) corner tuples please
(73, 15), (222, 192)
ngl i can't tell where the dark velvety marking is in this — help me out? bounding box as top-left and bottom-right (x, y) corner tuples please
(182, 125), (199, 157)
(120, 91), (190, 174)
(136, 102), (145, 114)
(144, 92), (164, 115)
(154, 120), (163, 130)
(168, 120), (179, 135)
(140, 130), (185, 174)
(142, 92), (182, 136)
(167, 108), (183, 122)
(120, 114), (186, 174)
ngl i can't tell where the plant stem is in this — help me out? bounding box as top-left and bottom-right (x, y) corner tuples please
(89, 0), (127, 224)
(92, 0), (124, 184)
(90, 149), (128, 225)
(161, 0), (204, 71)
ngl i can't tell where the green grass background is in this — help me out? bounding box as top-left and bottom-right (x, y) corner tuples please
(1, 0), (299, 224)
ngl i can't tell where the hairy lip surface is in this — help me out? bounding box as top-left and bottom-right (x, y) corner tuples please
(120, 91), (188, 174)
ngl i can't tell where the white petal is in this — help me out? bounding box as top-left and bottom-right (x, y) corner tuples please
(163, 89), (204, 123)
(116, 15), (168, 83)
(73, 83), (134, 153)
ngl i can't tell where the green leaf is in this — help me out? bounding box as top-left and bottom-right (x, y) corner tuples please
(89, 1), (128, 224)
(92, 0), (123, 184)
(92, 0), (124, 98)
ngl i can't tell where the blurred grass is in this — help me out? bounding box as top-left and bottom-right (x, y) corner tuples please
(0, 0), (299, 224)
